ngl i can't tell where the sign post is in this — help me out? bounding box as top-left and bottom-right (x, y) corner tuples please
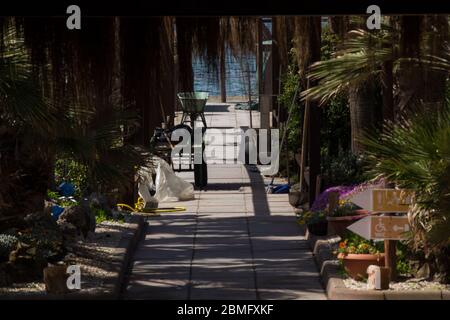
(347, 188), (413, 281)
(385, 231), (397, 281)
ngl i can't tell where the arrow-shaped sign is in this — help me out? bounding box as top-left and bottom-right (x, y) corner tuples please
(345, 188), (413, 213)
(347, 216), (410, 240)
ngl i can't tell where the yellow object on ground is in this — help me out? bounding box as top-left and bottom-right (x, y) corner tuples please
(116, 197), (186, 216)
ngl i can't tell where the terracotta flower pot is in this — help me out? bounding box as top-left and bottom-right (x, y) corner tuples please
(327, 210), (369, 237)
(338, 253), (385, 280)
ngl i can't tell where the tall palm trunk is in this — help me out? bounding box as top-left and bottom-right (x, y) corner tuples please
(397, 16), (425, 115)
(176, 18), (195, 92)
(397, 15), (448, 115)
(294, 17), (322, 203)
(348, 18), (378, 154)
(421, 15), (449, 112)
(348, 78), (377, 153)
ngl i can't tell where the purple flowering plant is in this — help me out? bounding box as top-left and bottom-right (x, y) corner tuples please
(310, 177), (386, 212)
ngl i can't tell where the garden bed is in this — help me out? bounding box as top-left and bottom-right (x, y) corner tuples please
(344, 278), (450, 291)
(305, 230), (450, 300)
(0, 215), (145, 300)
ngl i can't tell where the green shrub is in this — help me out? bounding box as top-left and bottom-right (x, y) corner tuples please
(321, 149), (365, 188)
(92, 206), (124, 224)
(94, 208), (109, 224)
(54, 157), (89, 198)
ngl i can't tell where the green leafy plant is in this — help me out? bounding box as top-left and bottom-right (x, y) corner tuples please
(91, 206), (124, 224)
(47, 190), (78, 207)
(46, 190), (60, 201)
(297, 210), (327, 225)
(321, 149), (365, 188)
(54, 158), (89, 198)
(329, 201), (361, 217)
(94, 208), (109, 224)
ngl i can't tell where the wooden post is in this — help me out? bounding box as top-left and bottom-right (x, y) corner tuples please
(271, 17), (281, 128)
(247, 63), (253, 129)
(44, 264), (69, 294)
(220, 46), (227, 103)
(383, 180), (397, 282)
(257, 18), (263, 97)
(257, 18), (270, 128)
(303, 16), (322, 206)
(385, 236), (397, 281)
(327, 191), (339, 213)
(299, 83), (310, 194)
(327, 190), (339, 235)
(315, 174), (322, 200)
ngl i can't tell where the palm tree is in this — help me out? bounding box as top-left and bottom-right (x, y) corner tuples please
(0, 26), (58, 223)
(0, 20), (151, 226)
(302, 15), (449, 153)
(362, 104), (450, 283)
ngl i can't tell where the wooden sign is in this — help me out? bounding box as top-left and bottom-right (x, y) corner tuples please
(346, 188), (413, 213)
(347, 215), (410, 240)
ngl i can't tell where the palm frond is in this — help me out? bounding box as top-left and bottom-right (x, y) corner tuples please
(301, 28), (395, 104)
(362, 104), (450, 247)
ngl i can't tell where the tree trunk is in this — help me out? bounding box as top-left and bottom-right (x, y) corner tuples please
(348, 78), (377, 154)
(397, 15), (449, 116)
(397, 16), (424, 115)
(420, 15), (449, 113)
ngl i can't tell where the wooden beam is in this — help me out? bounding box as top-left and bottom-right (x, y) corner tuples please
(308, 17), (322, 205)
(220, 45), (227, 103)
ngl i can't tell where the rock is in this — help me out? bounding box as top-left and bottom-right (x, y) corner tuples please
(57, 220), (79, 246)
(89, 192), (112, 213)
(86, 231), (96, 241)
(415, 262), (431, 280)
(58, 204), (95, 238)
(8, 241), (48, 282)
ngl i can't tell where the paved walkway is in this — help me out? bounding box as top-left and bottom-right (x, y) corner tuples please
(124, 104), (326, 300)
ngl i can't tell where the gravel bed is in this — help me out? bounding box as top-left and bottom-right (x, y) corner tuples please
(344, 277), (450, 291)
(0, 220), (134, 295)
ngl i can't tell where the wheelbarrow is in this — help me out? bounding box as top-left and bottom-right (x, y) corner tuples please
(177, 91), (209, 128)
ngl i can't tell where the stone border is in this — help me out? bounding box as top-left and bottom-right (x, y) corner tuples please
(305, 230), (449, 300)
(0, 214), (145, 300)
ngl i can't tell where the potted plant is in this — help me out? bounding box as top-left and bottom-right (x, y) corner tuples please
(327, 201), (369, 237)
(297, 210), (328, 236)
(337, 233), (385, 280)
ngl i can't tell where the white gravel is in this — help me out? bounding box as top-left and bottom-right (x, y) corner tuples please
(344, 277), (450, 291)
(0, 220), (135, 295)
